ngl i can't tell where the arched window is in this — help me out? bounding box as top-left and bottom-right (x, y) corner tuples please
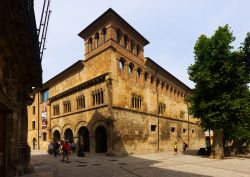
(124, 35), (128, 48)
(137, 68), (142, 78)
(116, 29), (121, 43)
(128, 63), (134, 75)
(95, 33), (100, 47)
(102, 28), (107, 43)
(151, 76), (155, 84)
(156, 78), (160, 87)
(161, 82), (165, 89)
(144, 72), (149, 81)
(166, 83), (169, 90)
(130, 40), (135, 53)
(119, 58), (125, 70)
(136, 44), (140, 56)
(88, 38), (93, 52)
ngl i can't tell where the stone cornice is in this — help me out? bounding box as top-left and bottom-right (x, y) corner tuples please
(49, 73), (110, 102)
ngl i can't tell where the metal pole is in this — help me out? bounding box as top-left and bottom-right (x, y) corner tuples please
(37, 0), (47, 37)
(188, 111), (190, 147)
(40, 10), (51, 60)
(39, 0), (50, 51)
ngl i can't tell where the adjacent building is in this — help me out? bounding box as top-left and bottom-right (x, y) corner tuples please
(27, 8), (204, 155)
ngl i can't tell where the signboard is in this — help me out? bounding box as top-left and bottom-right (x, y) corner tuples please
(41, 102), (47, 128)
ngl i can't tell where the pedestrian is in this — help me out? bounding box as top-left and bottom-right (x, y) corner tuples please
(48, 142), (53, 155)
(182, 142), (187, 154)
(174, 142), (178, 155)
(53, 141), (60, 157)
(71, 141), (76, 153)
(62, 140), (71, 163)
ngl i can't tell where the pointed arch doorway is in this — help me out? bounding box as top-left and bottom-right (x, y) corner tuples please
(78, 126), (90, 152)
(95, 126), (107, 153)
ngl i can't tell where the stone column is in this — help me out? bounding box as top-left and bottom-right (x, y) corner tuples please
(17, 92), (33, 175)
(105, 75), (114, 156)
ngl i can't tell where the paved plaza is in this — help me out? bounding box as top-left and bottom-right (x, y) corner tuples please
(23, 150), (250, 177)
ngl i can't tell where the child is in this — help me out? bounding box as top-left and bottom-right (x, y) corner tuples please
(174, 142), (178, 155)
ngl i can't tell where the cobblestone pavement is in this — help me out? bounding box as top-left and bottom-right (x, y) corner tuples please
(23, 151), (250, 177)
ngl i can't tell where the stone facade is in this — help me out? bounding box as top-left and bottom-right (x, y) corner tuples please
(27, 8), (204, 155)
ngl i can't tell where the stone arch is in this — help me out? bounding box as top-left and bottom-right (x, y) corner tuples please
(119, 57), (126, 70)
(144, 71), (149, 81)
(77, 126), (90, 152)
(51, 126), (62, 135)
(136, 67), (142, 78)
(116, 28), (122, 43)
(102, 27), (107, 43)
(53, 130), (61, 142)
(151, 75), (155, 84)
(161, 81), (165, 89)
(87, 111), (108, 135)
(156, 78), (160, 87)
(75, 121), (88, 134)
(123, 34), (129, 48)
(128, 62), (134, 75)
(130, 40), (135, 53)
(88, 37), (93, 52)
(64, 128), (74, 143)
(95, 32), (100, 47)
(62, 123), (74, 139)
(62, 123), (74, 134)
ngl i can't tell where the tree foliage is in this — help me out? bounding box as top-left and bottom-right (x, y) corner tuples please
(187, 25), (250, 147)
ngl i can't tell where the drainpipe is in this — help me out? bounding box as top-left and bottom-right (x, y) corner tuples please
(156, 67), (160, 151)
(188, 110), (190, 148)
(186, 90), (190, 148)
(37, 91), (40, 150)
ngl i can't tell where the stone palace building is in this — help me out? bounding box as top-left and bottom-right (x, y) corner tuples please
(27, 8), (204, 155)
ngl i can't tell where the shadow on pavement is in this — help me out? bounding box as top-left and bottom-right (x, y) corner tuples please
(24, 152), (211, 177)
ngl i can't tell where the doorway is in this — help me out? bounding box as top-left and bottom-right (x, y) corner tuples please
(64, 128), (73, 143)
(32, 138), (37, 150)
(53, 130), (61, 142)
(78, 126), (90, 152)
(95, 126), (107, 153)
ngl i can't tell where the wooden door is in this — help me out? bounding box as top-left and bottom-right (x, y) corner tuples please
(0, 108), (5, 176)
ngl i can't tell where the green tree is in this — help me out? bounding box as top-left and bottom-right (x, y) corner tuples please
(187, 25), (250, 158)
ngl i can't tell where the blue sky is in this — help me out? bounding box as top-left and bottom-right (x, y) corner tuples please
(35, 0), (250, 88)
